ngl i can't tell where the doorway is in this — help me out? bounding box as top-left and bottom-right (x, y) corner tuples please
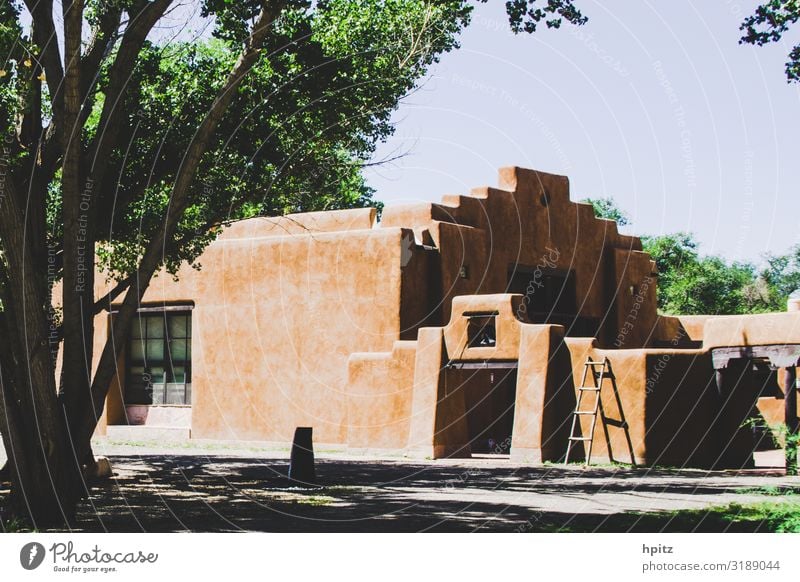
(448, 364), (518, 456)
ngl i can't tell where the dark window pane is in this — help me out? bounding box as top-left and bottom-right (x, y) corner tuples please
(131, 320), (144, 339)
(126, 309), (192, 406)
(148, 366), (165, 384)
(146, 315), (165, 339)
(146, 339), (164, 361)
(168, 315), (189, 339)
(169, 339), (188, 361)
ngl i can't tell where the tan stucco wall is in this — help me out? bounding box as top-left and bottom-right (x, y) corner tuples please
(98, 167), (662, 447)
(98, 211), (425, 443)
(381, 167), (656, 346)
(703, 312), (800, 349)
(89, 165), (793, 468)
(346, 341), (417, 451)
(562, 339), (722, 467)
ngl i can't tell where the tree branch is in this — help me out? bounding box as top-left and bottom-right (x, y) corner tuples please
(88, 0), (287, 421)
(23, 0), (65, 126)
(80, 6), (123, 105)
(86, 0), (173, 192)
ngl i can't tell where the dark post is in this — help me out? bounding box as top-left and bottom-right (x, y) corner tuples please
(289, 427), (316, 484)
(785, 367), (798, 476)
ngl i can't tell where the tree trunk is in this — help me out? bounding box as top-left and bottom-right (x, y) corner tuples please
(1, 0), (287, 528)
(60, 0), (97, 473)
(0, 310), (82, 527)
(0, 131), (84, 528)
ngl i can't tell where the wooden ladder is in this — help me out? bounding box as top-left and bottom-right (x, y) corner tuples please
(565, 358), (636, 466)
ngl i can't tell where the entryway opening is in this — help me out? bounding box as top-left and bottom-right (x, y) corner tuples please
(447, 362), (518, 456)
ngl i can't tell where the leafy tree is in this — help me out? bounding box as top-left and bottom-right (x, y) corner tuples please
(0, 0), (587, 526)
(760, 244), (800, 307)
(740, 1), (800, 82)
(582, 196), (630, 226)
(641, 233), (778, 315)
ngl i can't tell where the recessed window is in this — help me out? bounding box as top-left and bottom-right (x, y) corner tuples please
(467, 313), (497, 347)
(126, 309), (192, 405)
(508, 266), (576, 315)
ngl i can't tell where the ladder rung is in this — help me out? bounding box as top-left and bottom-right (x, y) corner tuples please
(584, 361), (608, 366)
(579, 386), (601, 391)
(573, 410), (596, 415)
(569, 436), (592, 441)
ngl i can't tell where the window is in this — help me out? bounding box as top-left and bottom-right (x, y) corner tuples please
(508, 266), (576, 315)
(126, 309), (192, 405)
(508, 265), (599, 336)
(467, 313), (497, 348)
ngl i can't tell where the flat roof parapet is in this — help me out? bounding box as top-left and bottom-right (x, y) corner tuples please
(218, 207), (377, 240)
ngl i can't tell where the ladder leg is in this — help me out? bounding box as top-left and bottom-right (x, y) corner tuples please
(585, 364), (601, 466)
(565, 386), (585, 465)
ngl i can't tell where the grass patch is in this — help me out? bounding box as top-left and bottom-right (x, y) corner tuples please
(734, 485), (800, 496)
(623, 497), (800, 532)
(524, 496), (800, 532)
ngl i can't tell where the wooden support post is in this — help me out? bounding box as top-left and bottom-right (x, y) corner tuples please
(785, 367), (798, 476)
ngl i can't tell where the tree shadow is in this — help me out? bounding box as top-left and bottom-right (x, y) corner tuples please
(1, 454), (789, 532)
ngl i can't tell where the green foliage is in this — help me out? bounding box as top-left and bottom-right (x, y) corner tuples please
(761, 244), (800, 306)
(710, 499), (800, 532)
(740, 1), (800, 82)
(623, 496), (800, 532)
(641, 232), (780, 315)
(502, 0), (587, 34)
(582, 196), (630, 226)
(83, 1), (474, 280)
(0, 1), (27, 138)
(6, 1), (590, 285)
(0, 515), (33, 533)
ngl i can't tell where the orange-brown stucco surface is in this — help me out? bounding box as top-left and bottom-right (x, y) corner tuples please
(95, 167), (799, 468)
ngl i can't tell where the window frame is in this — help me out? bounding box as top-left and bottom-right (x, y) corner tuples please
(124, 305), (193, 407)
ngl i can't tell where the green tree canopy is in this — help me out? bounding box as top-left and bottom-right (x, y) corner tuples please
(641, 233), (792, 315)
(0, 0), (588, 527)
(740, 0), (800, 81)
(582, 196), (630, 226)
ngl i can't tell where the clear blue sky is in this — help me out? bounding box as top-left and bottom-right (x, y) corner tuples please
(364, 0), (800, 264)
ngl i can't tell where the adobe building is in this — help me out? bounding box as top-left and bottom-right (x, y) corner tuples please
(95, 167), (800, 469)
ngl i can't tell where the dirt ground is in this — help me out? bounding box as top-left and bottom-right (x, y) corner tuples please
(3, 439), (799, 532)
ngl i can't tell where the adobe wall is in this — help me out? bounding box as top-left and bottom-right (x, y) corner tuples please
(97, 209), (437, 444)
(562, 339), (722, 467)
(346, 292), (734, 467)
(381, 167), (658, 348)
(97, 166), (661, 446)
(91, 165), (791, 467)
(348, 295), (576, 461)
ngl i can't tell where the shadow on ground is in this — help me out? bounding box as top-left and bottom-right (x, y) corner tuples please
(3, 453), (798, 532)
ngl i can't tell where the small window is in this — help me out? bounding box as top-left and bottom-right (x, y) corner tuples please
(126, 309), (192, 405)
(467, 313), (497, 348)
